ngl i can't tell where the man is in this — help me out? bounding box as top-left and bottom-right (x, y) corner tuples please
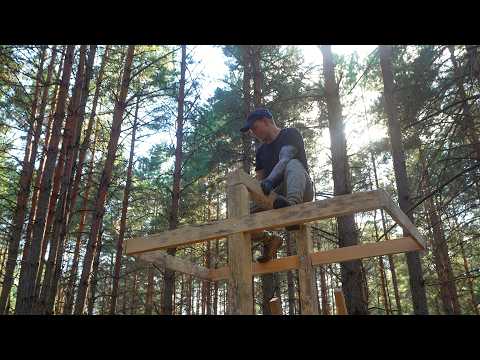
(240, 108), (314, 262)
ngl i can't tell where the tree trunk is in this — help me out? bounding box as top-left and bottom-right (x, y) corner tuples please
(0, 46), (47, 313)
(74, 45), (135, 314)
(459, 240), (479, 315)
(421, 162), (460, 314)
(285, 233), (296, 315)
(23, 46), (63, 262)
(63, 47), (108, 314)
(145, 265), (154, 315)
(241, 45), (253, 174)
(321, 45), (368, 315)
(162, 44), (187, 315)
(379, 45), (429, 315)
(87, 225), (103, 315)
(38, 45), (88, 314)
(110, 98), (139, 314)
(15, 45), (75, 315)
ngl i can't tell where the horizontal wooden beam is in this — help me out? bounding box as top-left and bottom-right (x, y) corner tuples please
(378, 191), (426, 249)
(209, 237), (420, 281)
(136, 251), (211, 281)
(124, 190), (385, 255)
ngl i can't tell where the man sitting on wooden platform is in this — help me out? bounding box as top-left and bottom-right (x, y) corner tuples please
(240, 108), (314, 262)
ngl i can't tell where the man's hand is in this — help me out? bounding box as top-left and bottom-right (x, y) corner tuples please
(260, 179), (273, 195)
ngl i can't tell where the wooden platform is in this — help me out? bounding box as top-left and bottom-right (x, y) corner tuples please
(124, 169), (425, 283)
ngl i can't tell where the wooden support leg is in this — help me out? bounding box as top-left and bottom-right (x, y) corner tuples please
(334, 288), (348, 315)
(269, 297), (283, 315)
(293, 225), (319, 315)
(227, 175), (253, 315)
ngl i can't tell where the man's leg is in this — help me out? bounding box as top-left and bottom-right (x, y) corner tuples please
(272, 159), (313, 230)
(250, 197), (283, 263)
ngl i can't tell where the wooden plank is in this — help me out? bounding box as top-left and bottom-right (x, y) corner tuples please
(124, 190), (385, 255)
(334, 288), (348, 315)
(378, 191), (426, 249)
(135, 251), (211, 281)
(269, 297), (283, 315)
(310, 236), (421, 266)
(228, 169), (276, 210)
(226, 174), (253, 315)
(209, 237), (419, 281)
(293, 225), (319, 315)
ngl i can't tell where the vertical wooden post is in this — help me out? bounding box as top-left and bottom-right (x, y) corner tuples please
(269, 297), (283, 315)
(293, 225), (319, 314)
(227, 171), (253, 314)
(334, 288), (348, 315)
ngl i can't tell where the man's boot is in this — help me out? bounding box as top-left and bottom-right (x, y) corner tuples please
(256, 234), (283, 263)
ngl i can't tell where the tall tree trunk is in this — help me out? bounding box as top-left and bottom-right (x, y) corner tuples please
(321, 45), (368, 315)
(0, 46), (47, 313)
(74, 45), (135, 314)
(63, 47), (108, 314)
(15, 45), (75, 315)
(110, 98), (139, 314)
(145, 265), (154, 315)
(38, 45), (88, 314)
(87, 225), (103, 315)
(421, 162), (460, 314)
(285, 233), (297, 315)
(371, 150), (403, 314)
(27, 50), (66, 302)
(241, 45), (253, 174)
(379, 45), (429, 314)
(458, 240), (479, 315)
(162, 44), (187, 315)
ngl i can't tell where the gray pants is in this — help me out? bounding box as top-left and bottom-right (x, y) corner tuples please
(251, 159), (314, 213)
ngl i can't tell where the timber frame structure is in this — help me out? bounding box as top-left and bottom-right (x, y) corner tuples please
(124, 169), (425, 315)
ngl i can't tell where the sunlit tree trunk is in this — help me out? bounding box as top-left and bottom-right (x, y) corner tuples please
(74, 45), (135, 314)
(321, 44), (368, 315)
(0, 46), (47, 313)
(15, 45), (75, 315)
(110, 98), (139, 314)
(379, 45), (429, 314)
(162, 44), (187, 315)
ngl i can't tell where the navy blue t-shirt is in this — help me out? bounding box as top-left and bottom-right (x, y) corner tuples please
(255, 128), (309, 178)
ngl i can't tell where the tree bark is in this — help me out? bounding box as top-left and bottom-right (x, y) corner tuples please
(87, 225), (103, 315)
(15, 45), (75, 315)
(63, 47), (109, 314)
(145, 265), (154, 315)
(285, 233), (296, 315)
(321, 45), (368, 315)
(241, 45), (253, 174)
(379, 45), (429, 314)
(26, 49), (66, 302)
(162, 44), (187, 315)
(74, 45), (135, 314)
(110, 97), (139, 314)
(0, 46), (47, 313)
(38, 45), (88, 314)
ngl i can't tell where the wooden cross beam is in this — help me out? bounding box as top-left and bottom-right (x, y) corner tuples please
(124, 188), (425, 255)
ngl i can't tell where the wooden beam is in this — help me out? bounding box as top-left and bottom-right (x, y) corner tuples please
(228, 169), (276, 210)
(293, 225), (319, 315)
(378, 192), (426, 249)
(311, 236), (421, 266)
(124, 190), (385, 255)
(135, 251), (211, 281)
(334, 288), (348, 315)
(209, 237), (419, 281)
(226, 174), (253, 315)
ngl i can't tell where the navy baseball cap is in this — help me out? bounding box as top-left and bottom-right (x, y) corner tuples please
(240, 108), (273, 132)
